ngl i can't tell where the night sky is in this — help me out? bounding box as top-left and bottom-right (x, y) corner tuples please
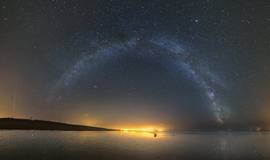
(0, 0), (270, 130)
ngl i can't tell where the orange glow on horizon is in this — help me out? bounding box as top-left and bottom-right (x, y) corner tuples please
(118, 126), (168, 139)
(119, 126), (166, 133)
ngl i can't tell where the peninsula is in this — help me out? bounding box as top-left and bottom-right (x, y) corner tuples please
(0, 118), (117, 131)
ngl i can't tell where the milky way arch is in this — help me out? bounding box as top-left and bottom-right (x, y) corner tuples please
(48, 37), (229, 124)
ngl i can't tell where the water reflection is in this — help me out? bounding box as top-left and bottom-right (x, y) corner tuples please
(120, 129), (160, 138)
(0, 131), (270, 160)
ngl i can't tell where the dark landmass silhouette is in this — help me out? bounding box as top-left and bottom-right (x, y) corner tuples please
(0, 118), (117, 131)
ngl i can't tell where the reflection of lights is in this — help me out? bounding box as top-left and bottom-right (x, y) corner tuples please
(120, 127), (163, 133)
(120, 127), (165, 138)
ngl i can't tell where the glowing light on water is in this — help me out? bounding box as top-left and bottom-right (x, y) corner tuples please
(119, 127), (166, 138)
(120, 128), (161, 133)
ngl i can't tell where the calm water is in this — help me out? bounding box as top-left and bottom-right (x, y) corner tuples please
(0, 131), (270, 160)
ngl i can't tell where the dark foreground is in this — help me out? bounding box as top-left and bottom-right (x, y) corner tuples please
(0, 131), (270, 160)
(0, 118), (115, 131)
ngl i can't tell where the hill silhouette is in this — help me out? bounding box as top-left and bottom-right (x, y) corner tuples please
(0, 118), (116, 131)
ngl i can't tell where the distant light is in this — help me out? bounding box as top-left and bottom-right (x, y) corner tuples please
(120, 127), (163, 133)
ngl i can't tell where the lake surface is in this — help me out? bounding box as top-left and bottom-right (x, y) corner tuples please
(0, 131), (270, 160)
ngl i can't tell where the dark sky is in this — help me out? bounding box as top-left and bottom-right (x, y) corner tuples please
(0, 0), (270, 130)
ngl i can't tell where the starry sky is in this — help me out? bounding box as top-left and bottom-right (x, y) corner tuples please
(0, 0), (270, 130)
